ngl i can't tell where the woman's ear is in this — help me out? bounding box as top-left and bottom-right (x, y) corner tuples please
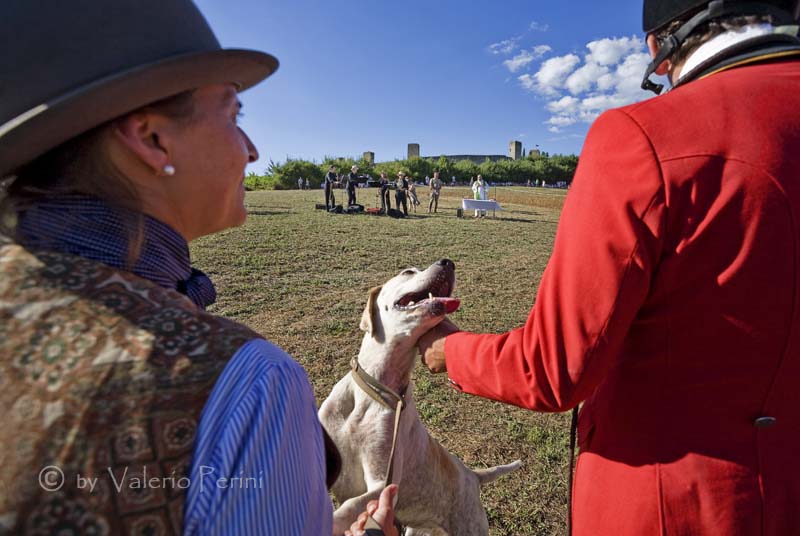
(646, 34), (672, 76)
(110, 112), (171, 175)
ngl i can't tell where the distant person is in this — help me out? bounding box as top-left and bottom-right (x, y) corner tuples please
(395, 171), (409, 216)
(346, 165), (358, 206)
(324, 165), (338, 210)
(297, 177), (303, 190)
(429, 171), (443, 213)
(304, 177), (310, 190)
(379, 171), (392, 213)
(407, 179), (420, 213)
(451, 176), (456, 186)
(472, 174), (488, 218)
(425, 175), (430, 186)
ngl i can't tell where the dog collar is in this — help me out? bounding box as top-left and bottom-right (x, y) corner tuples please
(350, 358), (407, 411)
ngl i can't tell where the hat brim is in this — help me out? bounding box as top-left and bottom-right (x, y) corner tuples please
(0, 48), (278, 177)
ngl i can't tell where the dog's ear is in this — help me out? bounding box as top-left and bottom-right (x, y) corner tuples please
(360, 286), (383, 337)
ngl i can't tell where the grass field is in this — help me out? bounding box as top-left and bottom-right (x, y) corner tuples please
(191, 186), (571, 535)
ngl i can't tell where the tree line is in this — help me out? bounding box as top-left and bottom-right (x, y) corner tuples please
(244, 152), (579, 190)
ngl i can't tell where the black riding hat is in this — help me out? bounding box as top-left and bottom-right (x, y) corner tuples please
(641, 0), (798, 93)
(643, 0), (797, 32)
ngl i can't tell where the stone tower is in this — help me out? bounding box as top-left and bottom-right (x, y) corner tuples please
(509, 140), (522, 160)
(408, 143), (420, 159)
(363, 151), (375, 165)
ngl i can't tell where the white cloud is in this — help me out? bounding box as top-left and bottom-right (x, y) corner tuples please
(508, 36), (663, 134)
(530, 54), (581, 95)
(488, 37), (521, 55)
(596, 73), (616, 91)
(564, 62), (609, 95)
(547, 116), (578, 127)
(518, 73), (536, 91)
(546, 96), (579, 114)
(529, 21), (550, 32)
(502, 45), (552, 73)
(586, 36), (644, 66)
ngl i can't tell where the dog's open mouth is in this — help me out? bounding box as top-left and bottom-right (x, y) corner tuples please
(394, 276), (460, 314)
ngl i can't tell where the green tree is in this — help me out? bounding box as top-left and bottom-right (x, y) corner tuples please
(243, 151), (578, 191)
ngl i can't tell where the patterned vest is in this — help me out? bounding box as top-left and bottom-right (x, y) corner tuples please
(0, 238), (258, 535)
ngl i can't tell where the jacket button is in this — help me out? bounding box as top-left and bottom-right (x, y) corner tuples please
(754, 416), (777, 428)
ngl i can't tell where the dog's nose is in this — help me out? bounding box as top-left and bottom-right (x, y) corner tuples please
(437, 258), (455, 270)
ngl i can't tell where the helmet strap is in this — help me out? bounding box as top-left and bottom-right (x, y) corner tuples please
(641, 0), (797, 94)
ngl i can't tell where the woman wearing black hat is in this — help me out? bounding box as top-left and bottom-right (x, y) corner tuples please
(0, 1), (396, 535)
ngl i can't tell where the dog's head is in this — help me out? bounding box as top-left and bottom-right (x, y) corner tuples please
(361, 259), (460, 344)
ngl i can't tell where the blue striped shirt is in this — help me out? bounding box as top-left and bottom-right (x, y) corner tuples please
(184, 339), (333, 535)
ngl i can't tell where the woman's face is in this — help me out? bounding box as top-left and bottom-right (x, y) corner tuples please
(167, 84), (257, 240)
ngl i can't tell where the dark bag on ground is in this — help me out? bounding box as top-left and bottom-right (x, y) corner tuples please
(329, 205), (343, 214)
(345, 204), (364, 214)
(387, 208), (405, 218)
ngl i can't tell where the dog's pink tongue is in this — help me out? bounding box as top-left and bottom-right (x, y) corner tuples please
(439, 297), (460, 314)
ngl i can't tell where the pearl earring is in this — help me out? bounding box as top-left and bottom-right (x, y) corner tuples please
(162, 164), (176, 176)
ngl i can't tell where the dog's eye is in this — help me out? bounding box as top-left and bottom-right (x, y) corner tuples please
(401, 270), (416, 276)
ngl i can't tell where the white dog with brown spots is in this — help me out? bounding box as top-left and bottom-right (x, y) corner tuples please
(319, 259), (521, 535)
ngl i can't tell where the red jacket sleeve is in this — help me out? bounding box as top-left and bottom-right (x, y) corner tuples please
(445, 109), (666, 412)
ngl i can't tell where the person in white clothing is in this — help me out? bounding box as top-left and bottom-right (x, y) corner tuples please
(471, 174), (488, 218)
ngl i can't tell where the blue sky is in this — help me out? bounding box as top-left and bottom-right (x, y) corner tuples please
(195, 0), (660, 172)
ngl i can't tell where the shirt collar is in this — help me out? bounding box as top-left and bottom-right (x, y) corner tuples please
(14, 194), (216, 309)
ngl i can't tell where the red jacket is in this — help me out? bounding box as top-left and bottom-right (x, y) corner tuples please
(445, 59), (800, 535)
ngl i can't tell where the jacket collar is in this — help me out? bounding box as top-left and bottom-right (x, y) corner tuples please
(674, 24), (800, 89)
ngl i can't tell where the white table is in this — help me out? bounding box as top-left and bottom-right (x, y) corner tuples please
(461, 199), (502, 218)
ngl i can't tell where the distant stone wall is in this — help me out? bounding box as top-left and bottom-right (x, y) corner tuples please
(422, 154), (510, 164)
(509, 141), (522, 160)
(407, 143), (420, 159)
(363, 151), (375, 165)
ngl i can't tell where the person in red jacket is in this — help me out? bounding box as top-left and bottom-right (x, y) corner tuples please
(419, 1), (800, 534)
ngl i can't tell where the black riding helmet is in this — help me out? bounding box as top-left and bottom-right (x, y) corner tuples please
(641, 0), (799, 93)
(643, 0), (797, 32)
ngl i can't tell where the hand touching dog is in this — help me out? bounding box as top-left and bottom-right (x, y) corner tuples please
(417, 317), (460, 373)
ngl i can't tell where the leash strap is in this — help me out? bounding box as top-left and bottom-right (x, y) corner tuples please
(384, 397), (404, 488)
(365, 516), (384, 535)
(364, 515), (405, 536)
(350, 358), (406, 490)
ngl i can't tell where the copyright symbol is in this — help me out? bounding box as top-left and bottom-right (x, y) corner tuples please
(38, 466), (64, 492)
